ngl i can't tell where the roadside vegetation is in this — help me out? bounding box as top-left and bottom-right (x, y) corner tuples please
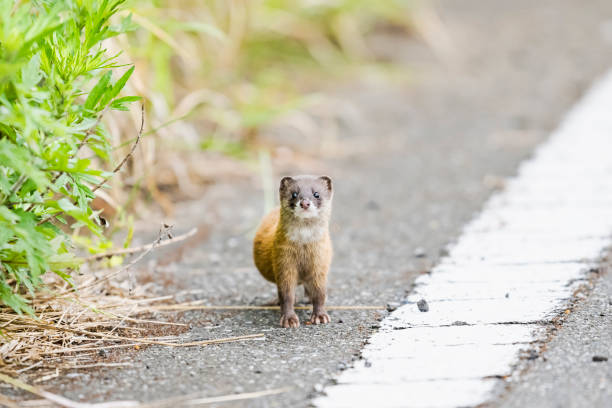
(0, 0), (139, 314)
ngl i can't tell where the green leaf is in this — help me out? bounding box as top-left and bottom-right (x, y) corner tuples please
(0, 281), (33, 315)
(0, 0), (134, 314)
(0, 139), (49, 189)
(56, 198), (78, 213)
(84, 71), (112, 111)
(21, 54), (42, 89)
(0, 123), (17, 140)
(99, 66), (135, 108)
(110, 95), (141, 111)
(0, 206), (19, 223)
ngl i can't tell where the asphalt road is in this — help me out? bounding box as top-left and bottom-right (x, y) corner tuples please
(495, 262), (612, 408)
(31, 0), (612, 406)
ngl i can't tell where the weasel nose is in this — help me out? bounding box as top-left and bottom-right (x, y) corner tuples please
(300, 199), (310, 209)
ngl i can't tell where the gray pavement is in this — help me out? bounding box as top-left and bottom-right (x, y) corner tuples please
(18, 0), (612, 406)
(495, 264), (612, 408)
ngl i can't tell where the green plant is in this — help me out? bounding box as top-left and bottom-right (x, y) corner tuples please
(0, 0), (138, 313)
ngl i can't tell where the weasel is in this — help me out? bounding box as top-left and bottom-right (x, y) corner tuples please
(253, 175), (333, 328)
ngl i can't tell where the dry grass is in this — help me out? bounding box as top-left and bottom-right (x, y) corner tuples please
(3, 382), (291, 408)
(0, 227), (262, 390)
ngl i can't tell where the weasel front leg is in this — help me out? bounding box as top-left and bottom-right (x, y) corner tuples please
(275, 259), (299, 328)
(305, 271), (330, 325)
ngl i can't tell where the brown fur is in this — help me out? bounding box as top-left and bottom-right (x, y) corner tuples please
(253, 175), (333, 328)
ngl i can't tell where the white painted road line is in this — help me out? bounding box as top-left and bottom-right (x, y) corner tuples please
(315, 70), (612, 408)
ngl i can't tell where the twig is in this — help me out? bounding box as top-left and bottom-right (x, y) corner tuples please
(107, 304), (137, 337)
(39, 333), (264, 355)
(58, 224), (183, 296)
(7, 174), (27, 198)
(32, 226), (198, 306)
(38, 342), (147, 355)
(104, 314), (188, 327)
(32, 294), (177, 312)
(63, 362), (133, 369)
(2, 383), (291, 408)
(92, 104), (144, 193)
(76, 107), (110, 153)
(84, 227), (197, 262)
(0, 372), (139, 408)
(1, 174), (28, 208)
(140, 387), (292, 408)
(16, 361), (43, 374)
(151, 305), (385, 311)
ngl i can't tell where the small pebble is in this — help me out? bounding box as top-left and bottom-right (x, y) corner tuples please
(414, 247), (426, 258)
(365, 200), (380, 211)
(314, 384), (324, 393)
(209, 253), (221, 265)
(386, 302), (400, 312)
(417, 299), (429, 312)
(592, 355), (608, 362)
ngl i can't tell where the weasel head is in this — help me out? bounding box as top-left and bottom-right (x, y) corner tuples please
(279, 175), (333, 221)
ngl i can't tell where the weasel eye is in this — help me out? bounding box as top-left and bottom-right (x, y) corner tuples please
(291, 192), (298, 199)
(313, 192), (320, 199)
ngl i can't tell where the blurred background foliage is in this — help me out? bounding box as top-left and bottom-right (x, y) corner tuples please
(101, 0), (421, 216)
(0, 0), (445, 312)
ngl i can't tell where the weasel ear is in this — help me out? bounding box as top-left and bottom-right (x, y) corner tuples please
(319, 176), (332, 192)
(279, 176), (294, 192)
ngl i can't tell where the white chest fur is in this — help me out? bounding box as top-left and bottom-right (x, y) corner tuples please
(286, 224), (324, 243)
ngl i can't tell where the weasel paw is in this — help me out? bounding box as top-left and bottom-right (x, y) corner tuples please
(280, 313), (300, 328)
(310, 311), (330, 325)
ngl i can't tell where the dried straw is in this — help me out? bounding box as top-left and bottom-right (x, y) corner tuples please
(1, 370), (290, 408)
(0, 227), (262, 389)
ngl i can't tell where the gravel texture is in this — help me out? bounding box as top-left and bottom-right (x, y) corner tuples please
(496, 266), (612, 408)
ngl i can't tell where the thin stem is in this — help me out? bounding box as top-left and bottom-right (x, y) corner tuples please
(91, 104), (144, 193)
